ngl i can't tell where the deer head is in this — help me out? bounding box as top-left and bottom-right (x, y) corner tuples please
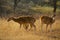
(7, 17), (14, 22)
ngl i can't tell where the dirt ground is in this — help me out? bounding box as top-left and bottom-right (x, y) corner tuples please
(0, 16), (60, 40)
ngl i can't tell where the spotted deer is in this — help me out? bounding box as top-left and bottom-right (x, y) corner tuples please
(7, 17), (36, 31)
(40, 15), (55, 32)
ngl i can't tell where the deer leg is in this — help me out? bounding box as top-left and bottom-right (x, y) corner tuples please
(41, 22), (43, 32)
(50, 24), (52, 32)
(32, 24), (36, 31)
(46, 24), (48, 32)
(23, 24), (29, 31)
(20, 24), (22, 28)
(25, 24), (29, 31)
(29, 24), (32, 31)
(29, 23), (34, 31)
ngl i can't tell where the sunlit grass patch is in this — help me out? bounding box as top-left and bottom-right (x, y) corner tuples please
(31, 6), (60, 14)
(57, 1), (60, 6)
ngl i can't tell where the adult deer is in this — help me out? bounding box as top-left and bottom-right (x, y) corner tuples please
(7, 17), (36, 31)
(40, 15), (55, 32)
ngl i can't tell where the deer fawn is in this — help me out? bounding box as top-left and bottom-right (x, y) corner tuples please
(40, 15), (55, 32)
(7, 17), (36, 31)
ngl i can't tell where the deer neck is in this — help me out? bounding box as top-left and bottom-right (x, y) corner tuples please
(52, 16), (55, 23)
(51, 15), (56, 19)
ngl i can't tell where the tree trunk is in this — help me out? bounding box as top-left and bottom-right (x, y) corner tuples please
(53, 0), (57, 17)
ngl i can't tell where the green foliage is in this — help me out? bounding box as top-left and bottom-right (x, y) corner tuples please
(0, 0), (60, 18)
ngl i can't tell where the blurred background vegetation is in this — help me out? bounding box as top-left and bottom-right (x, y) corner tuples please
(0, 0), (60, 19)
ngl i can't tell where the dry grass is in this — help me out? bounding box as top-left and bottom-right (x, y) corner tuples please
(0, 17), (60, 40)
